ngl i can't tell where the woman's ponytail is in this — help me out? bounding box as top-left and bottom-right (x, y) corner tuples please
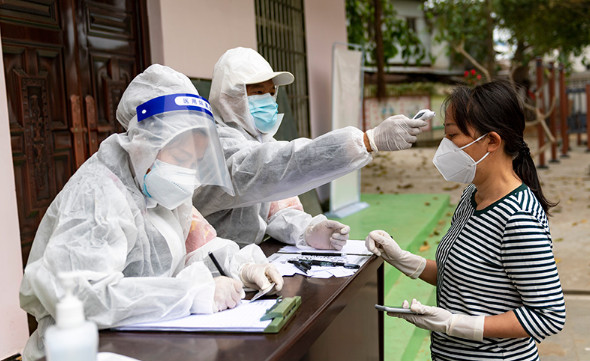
(512, 141), (558, 215)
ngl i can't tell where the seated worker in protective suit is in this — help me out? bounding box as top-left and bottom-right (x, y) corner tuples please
(190, 47), (428, 250)
(19, 64), (283, 361)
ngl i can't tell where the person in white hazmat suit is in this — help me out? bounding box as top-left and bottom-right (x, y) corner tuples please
(19, 64), (283, 361)
(190, 47), (428, 249)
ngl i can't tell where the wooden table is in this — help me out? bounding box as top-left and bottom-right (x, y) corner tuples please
(88, 241), (384, 361)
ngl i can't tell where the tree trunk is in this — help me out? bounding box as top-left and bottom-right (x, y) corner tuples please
(373, 0), (386, 99)
(484, 0), (496, 78)
(512, 40), (531, 90)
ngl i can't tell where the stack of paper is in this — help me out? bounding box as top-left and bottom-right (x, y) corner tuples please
(116, 300), (275, 332)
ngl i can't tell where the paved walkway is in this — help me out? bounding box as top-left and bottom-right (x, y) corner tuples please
(360, 135), (590, 360)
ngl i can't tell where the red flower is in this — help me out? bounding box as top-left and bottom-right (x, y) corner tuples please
(471, 69), (476, 75)
(464, 70), (469, 77)
(476, 74), (481, 80)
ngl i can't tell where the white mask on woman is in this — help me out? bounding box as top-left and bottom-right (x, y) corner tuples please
(432, 133), (489, 184)
(143, 159), (199, 210)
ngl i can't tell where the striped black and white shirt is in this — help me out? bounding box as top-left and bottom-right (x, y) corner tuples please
(433, 183), (565, 360)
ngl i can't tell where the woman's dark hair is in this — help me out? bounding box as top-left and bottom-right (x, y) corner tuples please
(442, 80), (557, 215)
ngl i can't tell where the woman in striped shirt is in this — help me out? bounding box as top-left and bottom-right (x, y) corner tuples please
(366, 80), (565, 360)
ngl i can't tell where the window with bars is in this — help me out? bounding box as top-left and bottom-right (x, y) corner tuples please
(254, 0), (310, 138)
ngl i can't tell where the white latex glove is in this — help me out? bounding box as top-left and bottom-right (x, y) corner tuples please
(240, 263), (284, 293)
(365, 230), (426, 278)
(392, 299), (485, 341)
(365, 114), (427, 151)
(304, 220), (350, 250)
(213, 276), (244, 312)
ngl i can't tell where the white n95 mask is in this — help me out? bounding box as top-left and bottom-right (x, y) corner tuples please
(432, 134), (489, 184)
(143, 159), (199, 210)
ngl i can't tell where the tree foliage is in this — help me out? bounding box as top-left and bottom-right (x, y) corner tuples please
(423, 0), (496, 78)
(495, 0), (590, 64)
(424, 0), (590, 73)
(346, 0), (426, 67)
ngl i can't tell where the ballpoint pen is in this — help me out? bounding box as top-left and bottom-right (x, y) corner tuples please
(301, 251), (343, 257)
(208, 251), (227, 276)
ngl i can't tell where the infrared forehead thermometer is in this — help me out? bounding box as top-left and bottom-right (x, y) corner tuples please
(413, 109), (435, 121)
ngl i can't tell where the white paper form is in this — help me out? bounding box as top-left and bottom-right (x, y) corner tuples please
(116, 300), (275, 332)
(277, 239), (372, 256)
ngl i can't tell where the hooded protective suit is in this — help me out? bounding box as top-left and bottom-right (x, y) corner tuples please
(192, 47), (374, 247)
(19, 64), (269, 361)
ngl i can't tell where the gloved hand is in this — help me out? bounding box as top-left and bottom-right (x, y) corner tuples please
(365, 115), (427, 151)
(304, 220), (350, 250)
(365, 230), (426, 278)
(392, 299), (485, 341)
(240, 263), (284, 293)
(213, 276), (244, 312)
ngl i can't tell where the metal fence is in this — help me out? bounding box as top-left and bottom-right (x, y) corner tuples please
(254, 0), (311, 138)
(566, 87), (588, 135)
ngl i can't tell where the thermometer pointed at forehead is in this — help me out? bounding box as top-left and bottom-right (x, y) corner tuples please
(413, 109), (435, 121)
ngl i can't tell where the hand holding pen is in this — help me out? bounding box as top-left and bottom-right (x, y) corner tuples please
(209, 251), (245, 311)
(209, 251), (283, 297)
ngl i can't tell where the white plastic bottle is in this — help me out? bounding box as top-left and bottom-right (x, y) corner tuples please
(44, 273), (98, 361)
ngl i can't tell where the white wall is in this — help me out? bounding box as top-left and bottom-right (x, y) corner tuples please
(0, 31), (30, 359)
(304, 0), (348, 202)
(147, 0), (257, 79)
(389, 0), (431, 66)
(571, 47), (590, 73)
(304, 0), (348, 139)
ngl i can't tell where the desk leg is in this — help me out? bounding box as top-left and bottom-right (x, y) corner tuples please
(378, 263), (384, 361)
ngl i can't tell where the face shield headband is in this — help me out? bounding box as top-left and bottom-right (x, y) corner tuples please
(137, 93), (214, 122)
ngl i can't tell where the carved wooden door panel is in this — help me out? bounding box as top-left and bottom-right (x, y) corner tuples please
(0, 0), (149, 268)
(74, 0), (150, 157)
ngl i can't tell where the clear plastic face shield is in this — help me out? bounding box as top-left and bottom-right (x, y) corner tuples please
(136, 94), (234, 209)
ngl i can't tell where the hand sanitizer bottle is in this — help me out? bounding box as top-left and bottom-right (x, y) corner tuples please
(44, 273), (98, 361)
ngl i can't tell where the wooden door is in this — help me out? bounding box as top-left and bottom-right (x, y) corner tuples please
(0, 0), (150, 268)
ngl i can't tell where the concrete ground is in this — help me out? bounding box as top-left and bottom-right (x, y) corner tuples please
(360, 134), (590, 361)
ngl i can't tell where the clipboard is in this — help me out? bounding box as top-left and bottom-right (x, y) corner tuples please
(260, 296), (301, 333)
(115, 296), (301, 334)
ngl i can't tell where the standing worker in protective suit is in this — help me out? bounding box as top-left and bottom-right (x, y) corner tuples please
(191, 47), (429, 250)
(19, 64), (283, 361)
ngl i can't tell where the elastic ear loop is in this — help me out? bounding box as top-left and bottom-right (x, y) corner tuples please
(459, 133), (488, 150)
(461, 133), (490, 165)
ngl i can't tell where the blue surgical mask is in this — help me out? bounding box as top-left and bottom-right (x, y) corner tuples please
(247, 93), (278, 133)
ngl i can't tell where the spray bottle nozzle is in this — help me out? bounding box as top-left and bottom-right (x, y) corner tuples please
(55, 272), (85, 328)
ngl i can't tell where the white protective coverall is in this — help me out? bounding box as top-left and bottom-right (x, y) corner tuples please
(19, 64), (272, 361)
(192, 47), (372, 247)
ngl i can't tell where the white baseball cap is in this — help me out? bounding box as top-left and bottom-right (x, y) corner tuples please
(245, 71), (294, 86)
